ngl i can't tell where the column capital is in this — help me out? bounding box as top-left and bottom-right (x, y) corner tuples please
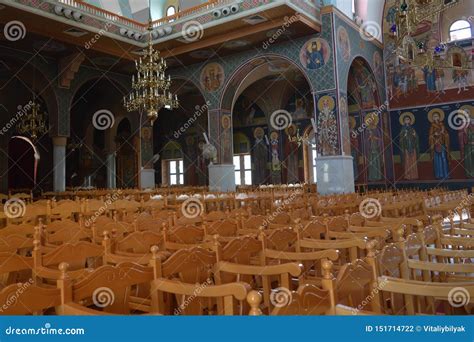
(52, 136), (68, 147)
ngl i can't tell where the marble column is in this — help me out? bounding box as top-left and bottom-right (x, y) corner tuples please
(52, 137), (67, 192)
(139, 122), (155, 190)
(207, 109), (235, 192)
(106, 153), (116, 189)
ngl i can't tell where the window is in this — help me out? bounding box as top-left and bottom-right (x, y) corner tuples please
(168, 159), (184, 185)
(233, 154), (252, 186)
(166, 6), (176, 17)
(311, 138), (318, 183)
(449, 20), (472, 41)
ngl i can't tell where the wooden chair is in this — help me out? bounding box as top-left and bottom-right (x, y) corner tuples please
(378, 276), (474, 314)
(57, 262), (155, 315)
(33, 241), (104, 283)
(0, 252), (33, 288)
(0, 282), (61, 315)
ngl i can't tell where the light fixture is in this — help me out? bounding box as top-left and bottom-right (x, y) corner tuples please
(17, 101), (48, 141)
(388, 0), (472, 70)
(123, 1), (178, 124)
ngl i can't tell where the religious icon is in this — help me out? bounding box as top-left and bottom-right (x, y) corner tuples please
(349, 116), (359, 180)
(457, 105), (474, 177)
(337, 26), (351, 62)
(428, 109), (450, 179)
(300, 38), (330, 70)
(270, 131), (281, 172)
(284, 124), (299, 183)
(200, 62), (225, 92)
(316, 95), (338, 156)
(365, 113), (383, 182)
(253, 127), (268, 185)
(399, 112), (419, 180)
(141, 126), (153, 168)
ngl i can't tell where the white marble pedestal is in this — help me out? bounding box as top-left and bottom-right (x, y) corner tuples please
(208, 164), (236, 192)
(139, 168), (155, 190)
(315, 155), (355, 194)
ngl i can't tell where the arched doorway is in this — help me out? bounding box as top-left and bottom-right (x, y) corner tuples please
(154, 79), (209, 186)
(221, 55), (315, 186)
(115, 118), (137, 188)
(0, 56), (56, 193)
(8, 137), (35, 191)
(347, 57), (386, 188)
(69, 78), (132, 188)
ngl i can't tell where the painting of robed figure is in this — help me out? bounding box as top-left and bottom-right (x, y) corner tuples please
(458, 105), (474, 178)
(428, 109), (450, 179)
(399, 112), (419, 180)
(364, 113), (383, 182)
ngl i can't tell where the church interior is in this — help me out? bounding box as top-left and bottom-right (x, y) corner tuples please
(0, 0), (474, 318)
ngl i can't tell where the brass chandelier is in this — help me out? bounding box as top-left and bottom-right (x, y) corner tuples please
(17, 101), (48, 141)
(123, 20), (178, 124)
(387, 0), (468, 69)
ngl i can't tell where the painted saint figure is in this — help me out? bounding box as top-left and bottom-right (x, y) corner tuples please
(428, 109), (450, 179)
(365, 113), (383, 182)
(457, 106), (474, 178)
(306, 40), (325, 69)
(316, 96), (338, 156)
(399, 112), (419, 180)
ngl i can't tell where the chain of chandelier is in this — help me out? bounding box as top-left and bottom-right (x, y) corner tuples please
(123, 21), (179, 125)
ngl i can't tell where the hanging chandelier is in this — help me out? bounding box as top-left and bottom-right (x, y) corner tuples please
(387, 0), (471, 69)
(123, 21), (178, 124)
(17, 101), (48, 141)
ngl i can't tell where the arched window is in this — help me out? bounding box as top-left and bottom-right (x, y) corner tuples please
(449, 20), (472, 41)
(166, 6), (176, 17)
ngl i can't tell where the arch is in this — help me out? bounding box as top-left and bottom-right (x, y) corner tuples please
(0, 55), (59, 135)
(449, 19), (472, 41)
(220, 54), (315, 112)
(346, 55), (382, 108)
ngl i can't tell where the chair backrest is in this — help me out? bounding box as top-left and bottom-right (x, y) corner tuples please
(160, 247), (216, 284)
(300, 220), (326, 240)
(217, 236), (262, 264)
(205, 220), (238, 238)
(263, 228), (298, 251)
(269, 284), (332, 315)
(379, 276), (474, 314)
(116, 231), (164, 254)
(0, 282), (61, 315)
(59, 262), (154, 314)
(36, 241), (103, 270)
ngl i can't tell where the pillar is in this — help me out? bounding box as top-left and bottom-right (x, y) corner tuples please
(106, 152), (116, 189)
(52, 137), (67, 192)
(139, 122), (155, 190)
(207, 109), (235, 192)
(314, 92), (355, 194)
